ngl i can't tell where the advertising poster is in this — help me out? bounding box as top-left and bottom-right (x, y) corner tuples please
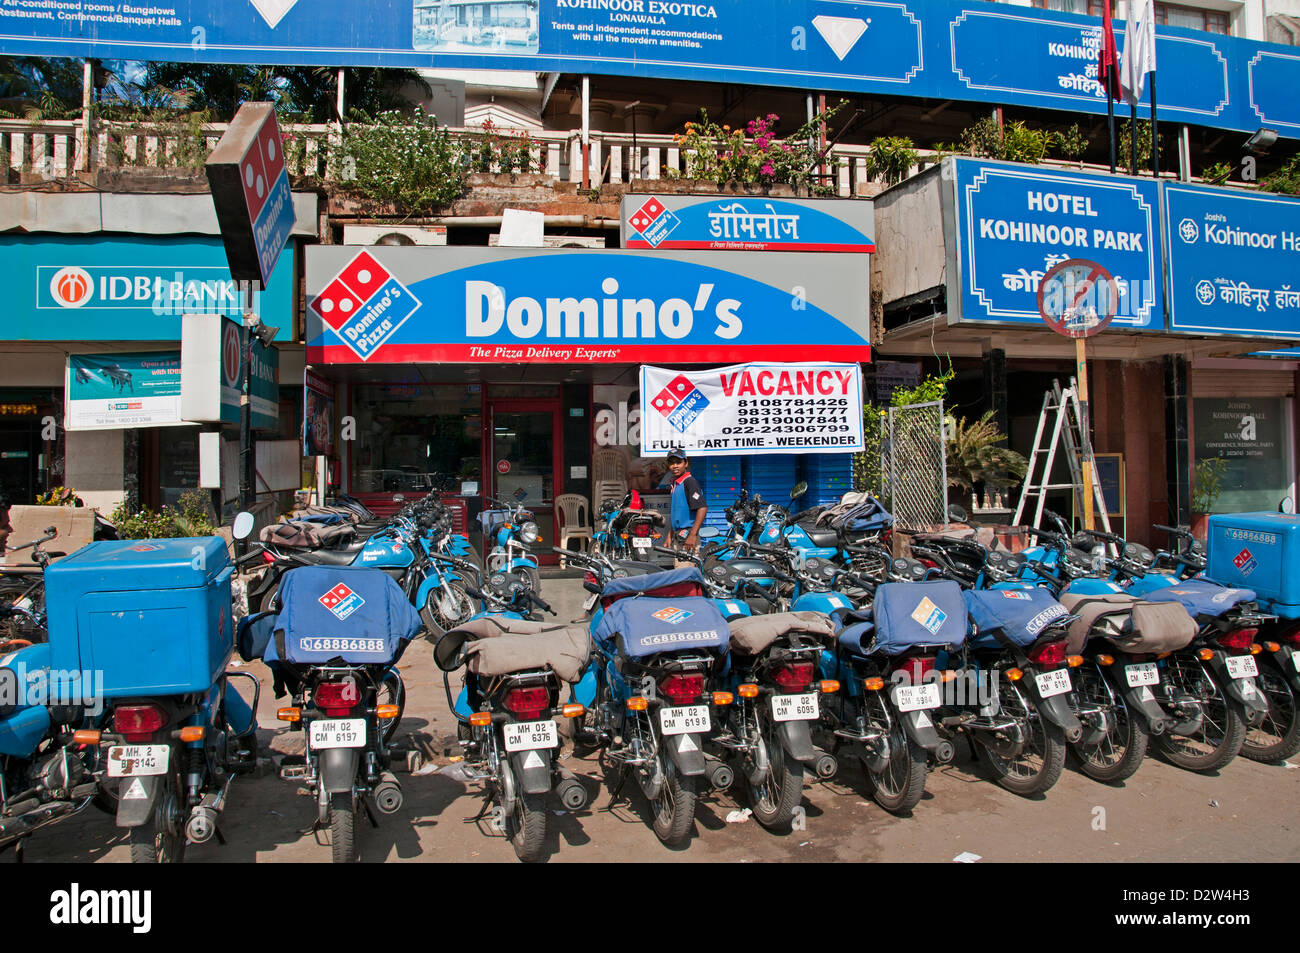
(65, 352), (186, 431)
(1194, 397), (1291, 512)
(639, 362), (863, 456)
(303, 369), (336, 457)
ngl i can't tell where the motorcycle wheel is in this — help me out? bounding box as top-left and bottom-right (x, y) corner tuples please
(378, 670), (406, 746)
(977, 677), (1066, 797)
(863, 710), (927, 815)
(505, 781), (548, 864)
(128, 768), (186, 864)
(1154, 658), (1247, 773)
(329, 792), (357, 863)
(522, 566), (541, 595)
(1070, 664), (1149, 784)
(421, 579), (474, 636)
(748, 715), (805, 832)
(259, 580), (282, 615)
(1240, 662), (1300, 763)
(649, 757), (696, 847)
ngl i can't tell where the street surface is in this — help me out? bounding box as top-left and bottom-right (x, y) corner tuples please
(21, 572), (1300, 864)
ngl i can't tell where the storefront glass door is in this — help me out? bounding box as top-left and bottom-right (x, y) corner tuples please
(487, 402), (561, 563)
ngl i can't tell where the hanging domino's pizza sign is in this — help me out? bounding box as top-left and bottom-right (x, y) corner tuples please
(620, 194), (875, 252)
(639, 362), (864, 456)
(304, 247), (870, 364)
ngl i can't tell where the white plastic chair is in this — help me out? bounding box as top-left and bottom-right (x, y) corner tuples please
(554, 493), (593, 568)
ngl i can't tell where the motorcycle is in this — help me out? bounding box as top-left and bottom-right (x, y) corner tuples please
(244, 564), (421, 862)
(481, 498), (543, 593)
(435, 571), (590, 863)
(593, 491), (666, 563)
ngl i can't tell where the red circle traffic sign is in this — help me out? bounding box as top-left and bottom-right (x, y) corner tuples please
(1036, 258), (1119, 339)
(496, 460), (510, 474)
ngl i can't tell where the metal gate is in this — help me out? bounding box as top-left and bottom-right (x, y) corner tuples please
(881, 400), (947, 531)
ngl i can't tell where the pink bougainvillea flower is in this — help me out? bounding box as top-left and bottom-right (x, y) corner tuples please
(761, 162), (775, 176)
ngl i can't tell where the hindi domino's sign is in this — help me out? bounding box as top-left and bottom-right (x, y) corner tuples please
(639, 362), (864, 456)
(1164, 184), (1300, 339)
(205, 103), (295, 287)
(620, 194), (875, 252)
(305, 246), (870, 364)
(950, 157), (1162, 330)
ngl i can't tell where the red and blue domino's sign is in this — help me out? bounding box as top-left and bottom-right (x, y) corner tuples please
(308, 251), (422, 361)
(240, 113), (296, 285)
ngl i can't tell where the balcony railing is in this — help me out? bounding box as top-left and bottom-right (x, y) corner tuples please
(0, 117), (1199, 199)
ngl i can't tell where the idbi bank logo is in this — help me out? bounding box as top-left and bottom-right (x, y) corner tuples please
(38, 265), (250, 315)
(49, 267), (93, 308)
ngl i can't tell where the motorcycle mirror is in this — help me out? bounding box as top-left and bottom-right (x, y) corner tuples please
(392, 494), (405, 504)
(947, 503), (969, 524)
(1281, 496), (1296, 514)
(790, 481), (808, 501)
(232, 511), (256, 541)
(699, 527), (720, 539)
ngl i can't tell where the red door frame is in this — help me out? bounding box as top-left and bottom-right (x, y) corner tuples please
(484, 398), (564, 565)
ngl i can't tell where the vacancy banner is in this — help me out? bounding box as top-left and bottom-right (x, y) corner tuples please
(639, 362), (863, 457)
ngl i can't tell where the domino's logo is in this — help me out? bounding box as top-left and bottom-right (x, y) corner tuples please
(629, 196), (681, 247)
(651, 374), (710, 433)
(319, 583), (366, 621)
(651, 606), (695, 625)
(309, 251), (421, 361)
(911, 596), (948, 635)
(1233, 548), (1258, 577)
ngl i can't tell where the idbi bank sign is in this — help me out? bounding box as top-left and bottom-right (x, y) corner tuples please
(305, 247), (871, 364)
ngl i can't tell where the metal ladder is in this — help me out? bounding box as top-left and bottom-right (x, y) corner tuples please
(1012, 378), (1112, 534)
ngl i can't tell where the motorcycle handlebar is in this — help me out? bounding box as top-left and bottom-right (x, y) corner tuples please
(526, 590), (555, 615)
(235, 546), (266, 566)
(743, 580), (779, 605)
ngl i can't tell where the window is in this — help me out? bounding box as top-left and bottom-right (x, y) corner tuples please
(1032, 0), (1111, 15)
(351, 384), (482, 493)
(1155, 3), (1229, 34)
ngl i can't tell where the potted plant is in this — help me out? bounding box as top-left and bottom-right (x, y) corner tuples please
(945, 411), (1029, 512)
(1191, 457), (1227, 539)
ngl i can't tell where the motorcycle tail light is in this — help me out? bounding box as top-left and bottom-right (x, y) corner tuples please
(894, 656), (935, 685)
(114, 704), (167, 743)
(632, 523), (652, 537)
(583, 571), (598, 587)
(771, 661), (815, 692)
(1218, 628), (1259, 652)
(315, 679), (359, 717)
(504, 687), (550, 721)
(1028, 641), (1067, 667)
(659, 673), (706, 705)
(1282, 622), (1300, 645)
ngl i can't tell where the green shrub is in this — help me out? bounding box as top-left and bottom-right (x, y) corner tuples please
(334, 108), (467, 215)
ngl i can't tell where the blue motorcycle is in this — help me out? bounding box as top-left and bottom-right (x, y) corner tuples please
(435, 569), (590, 863)
(481, 498), (543, 594)
(241, 564), (421, 862)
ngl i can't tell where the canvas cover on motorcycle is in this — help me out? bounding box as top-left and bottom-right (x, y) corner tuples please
(728, 611), (836, 655)
(1140, 579), (1257, 618)
(599, 567), (706, 609)
(1057, 591), (1197, 654)
(436, 617), (591, 683)
(965, 587), (1071, 649)
(595, 595), (730, 659)
(259, 520), (354, 549)
(271, 566), (423, 664)
(839, 581), (968, 656)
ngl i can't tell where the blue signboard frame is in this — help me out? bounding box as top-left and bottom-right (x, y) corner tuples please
(951, 158), (1163, 332)
(1164, 183), (1300, 340)
(0, 1), (1296, 137)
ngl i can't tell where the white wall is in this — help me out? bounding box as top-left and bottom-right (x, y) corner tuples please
(64, 429), (124, 514)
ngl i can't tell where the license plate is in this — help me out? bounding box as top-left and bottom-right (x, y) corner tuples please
(1035, 669), (1073, 698)
(771, 693), (819, 721)
(1226, 655), (1259, 679)
(582, 592), (598, 612)
(659, 705), (709, 735)
(894, 683), (942, 712)
(632, 537), (653, 549)
(107, 744), (169, 778)
(309, 718), (366, 750)
(1125, 662), (1160, 687)
(504, 719), (558, 752)
(1294, 652), (1300, 673)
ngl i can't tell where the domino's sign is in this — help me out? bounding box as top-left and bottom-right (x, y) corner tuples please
(621, 193), (876, 252)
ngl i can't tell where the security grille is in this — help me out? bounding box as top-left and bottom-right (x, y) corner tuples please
(882, 400), (947, 531)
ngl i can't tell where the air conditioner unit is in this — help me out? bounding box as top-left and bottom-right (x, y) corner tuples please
(488, 234), (606, 248)
(343, 225), (447, 246)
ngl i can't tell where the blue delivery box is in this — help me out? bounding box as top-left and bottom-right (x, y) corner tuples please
(44, 537), (234, 698)
(1206, 512), (1300, 618)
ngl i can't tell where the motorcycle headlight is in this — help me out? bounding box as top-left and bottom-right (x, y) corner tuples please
(519, 521), (540, 544)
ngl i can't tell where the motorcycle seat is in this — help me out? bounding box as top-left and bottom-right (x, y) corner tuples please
(728, 610), (835, 655)
(798, 522), (839, 548)
(440, 617), (591, 683)
(290, 546), (363, 566)
(836, 619), (876, 658)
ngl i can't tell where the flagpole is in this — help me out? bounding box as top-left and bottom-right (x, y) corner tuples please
(1150, 73), (1159, 178)
(1129, 101), (1137, 175)
(1108, 94), (1116, 174)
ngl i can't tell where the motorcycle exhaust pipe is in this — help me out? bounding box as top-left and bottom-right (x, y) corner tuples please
(554, 768), (589, 812)
(373, 773), (403, 815)
(704, 755), (734, 791)
(185, 807), (218, 844)
(933, 740), (955, 765)
(813, 753), (838, 779)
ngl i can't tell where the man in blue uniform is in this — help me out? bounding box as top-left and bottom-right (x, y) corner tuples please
(666, 447), (707, 559)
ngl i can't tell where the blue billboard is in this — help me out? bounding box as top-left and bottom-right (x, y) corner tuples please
(0, 0), (1295, 137)
(1164, 184), (1300, 340)
(952, 158), (1162, 330)
(3, 236), (295, 341)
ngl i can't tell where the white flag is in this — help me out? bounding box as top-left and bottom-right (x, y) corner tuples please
(1120, 0), (1157, 106)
